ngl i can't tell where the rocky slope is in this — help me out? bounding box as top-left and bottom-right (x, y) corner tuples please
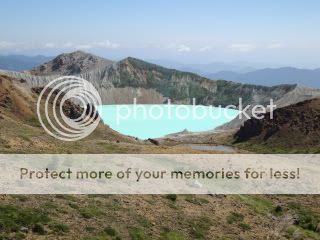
(0, 74), (140, 153)
(0, 74), (208, 153)
(1, 69), (320, 240)
(233, 98), (320, 152)
(2, 52), (296, 107)
(3, 51), (320, 133)
(29, 50), (113, 76)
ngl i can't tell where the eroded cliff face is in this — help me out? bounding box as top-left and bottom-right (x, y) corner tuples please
(1, 56), (297, 107)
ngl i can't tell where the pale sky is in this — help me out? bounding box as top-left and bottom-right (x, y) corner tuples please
(1, 0), (320, 67)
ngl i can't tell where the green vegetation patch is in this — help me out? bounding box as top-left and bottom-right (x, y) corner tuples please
(104, 226), (117, 237)
(50, 222), (70, 233)
(165, 194), (177, 202)
(0, 205), (50, 233)
(239, 195), (275, 215)
(226, 212), (244, 224)
(129, 228), (150, 240)
(190, 216), (212, 240)
(286, 225), (320, 240)
(79, 206), (103, 219)
(160, 230), (186, 240)
(238, 223), (251, 231)
(288, 202), (320, 233)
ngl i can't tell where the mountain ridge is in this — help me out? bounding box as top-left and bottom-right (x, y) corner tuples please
(21, 52), (298, 107)
(2, 51), (319, 132)
(29, 50), (114, 76)
(208, 67), (320, 88)
(0, 55), (53, 71)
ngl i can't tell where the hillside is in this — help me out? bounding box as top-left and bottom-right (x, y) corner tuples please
(2, 52), (295, 107)
(208, 67), (320, 88)
(29, 51), (113, 76)
(1, 77), (320, 239)
(3, 52), (320, 133)
(0, 74), (181, 153)
(1, 69), (320, 240)
(116, 57), (295, 106)
(234, 98), (320, 153)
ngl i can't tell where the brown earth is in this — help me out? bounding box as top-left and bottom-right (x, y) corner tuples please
(0, 74), (207, 154)
(233, 98), (320, 153)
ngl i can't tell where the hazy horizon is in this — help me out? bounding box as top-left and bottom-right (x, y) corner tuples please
(1, 0), (320, 68)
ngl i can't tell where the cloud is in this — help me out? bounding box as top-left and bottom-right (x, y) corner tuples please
(93, 41), (119, 49)
(62, 43), (93, 49)
(229, 43), (256, 52)
(177, 44), (191, 52)
(0, 41), (119, 50)
(199, 46), (213, 52)
(165, 44), (191, 52)
(63, 42), (74, 48)
(74, 44), (93, 50)
(44, 43), (56, 48)
(61, 41), (119, 50)
(267, 43), (283, 49)
(0, 41), (17, 49)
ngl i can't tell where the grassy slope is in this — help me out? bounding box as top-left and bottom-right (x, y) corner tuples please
(0, 75), (320, 239)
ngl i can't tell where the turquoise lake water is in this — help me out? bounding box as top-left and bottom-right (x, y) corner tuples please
(97, 105), (239, 139)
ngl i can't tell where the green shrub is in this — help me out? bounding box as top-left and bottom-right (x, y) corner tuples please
(69, 202), (79, 209)
(104, 226), (117, 236)
(238, 223), (251, 231)
(129, 228), (150, 240)
(79, 207), (102, 219)
(190, 216), (212, 239)
(226, 212), (244, 224)
(166, 194), (177, 202)
(50, 222), (69, 233)
(32, 223), (46, 235)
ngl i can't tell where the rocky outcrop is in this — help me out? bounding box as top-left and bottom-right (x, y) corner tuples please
(233, 98), (320, 149)
(29, 51), (113, 76)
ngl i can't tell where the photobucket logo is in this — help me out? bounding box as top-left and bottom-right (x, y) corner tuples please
(115, 98), (276, 125)
(36, 76), (102, 141)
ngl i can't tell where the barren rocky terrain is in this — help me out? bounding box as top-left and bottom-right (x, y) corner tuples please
(0, 52), (320, 239)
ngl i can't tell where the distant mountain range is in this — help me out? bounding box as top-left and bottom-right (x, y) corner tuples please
(207, 67), (320, 88)
(0, 55), (53, 71)
(1, 53), (320, 88)
(1, 51), (297, 108)
(147, 60), (320, 88)
(1, 51), (320, 132)
(147, 59), (259, 74)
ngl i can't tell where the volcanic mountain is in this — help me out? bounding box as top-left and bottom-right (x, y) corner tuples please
(2, 51), (320, 132)
(29, 50), (113, 76)
(2, 52), (297, 107)
(233, 98), (320, 153)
